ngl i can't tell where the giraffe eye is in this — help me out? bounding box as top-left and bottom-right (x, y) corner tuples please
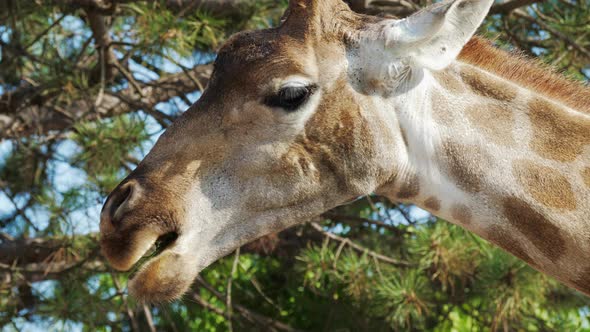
(265, 84), (316, 111)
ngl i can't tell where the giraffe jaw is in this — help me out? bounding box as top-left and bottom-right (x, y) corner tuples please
(128, 232), (178, 279)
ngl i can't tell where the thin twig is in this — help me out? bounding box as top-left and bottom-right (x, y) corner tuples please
(0, 188), (39, 232)
(112, 60), (144, 98)
(160, 52), (206, 91)
(94, 48), (105, 108)
(25, 14), (67, 49)
(322, 212), (404, 235)
(490, 0), (543, 14)
(310, 222), (414, 267)
(333, 239), (347, 270)
(111, 273), (139, 332)
(248, 276), (281, 311)
(142, 304), (156, 332)
(160, 306), (180, 332)
(195, 276), (306, 332)
(226, 248), (240, 332)
(192, 293), (226, 316)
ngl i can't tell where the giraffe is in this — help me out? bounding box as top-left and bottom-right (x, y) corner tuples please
(99, 0), (590, 303)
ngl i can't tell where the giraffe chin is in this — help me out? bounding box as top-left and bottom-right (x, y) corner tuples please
(128, 251), (199, 303)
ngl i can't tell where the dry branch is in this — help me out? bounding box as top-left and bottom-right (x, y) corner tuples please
(513, 9), (590, 60)
(0, 234), (99, 265)
(0, 227), (319, 288)
(310, 222), (413, 267)
(0, 63), (213, 139)
(322, 212), (404, 235)
(195, 276), (306, 332)
(0, 0), (255, 17)
(490, 0), (544, 14)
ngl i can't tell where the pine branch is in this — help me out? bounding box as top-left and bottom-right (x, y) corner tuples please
(0, 258), (106, 287)
(0, 63), (213, 139)
(195, 276), (306, 332)
(512, 9), (590, 60)
(0, 235), (99, 265)
(0, 228), (318, 287)
(490, 0), (545, 14)
(226, 248), (240, 332)
(5, 0), (255, 17)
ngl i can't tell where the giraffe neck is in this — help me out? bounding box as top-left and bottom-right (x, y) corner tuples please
(372, 56), (590, 296)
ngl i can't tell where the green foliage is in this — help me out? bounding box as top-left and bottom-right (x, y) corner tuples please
(294, 220), (590, 331)
(123, 3), (229, 54)
(481, 0), (590, 80)
(375, 269), (432, 330)
(70, 115), (149, 193)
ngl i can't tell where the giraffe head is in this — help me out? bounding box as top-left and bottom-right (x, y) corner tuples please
(100, 0), (493, 302)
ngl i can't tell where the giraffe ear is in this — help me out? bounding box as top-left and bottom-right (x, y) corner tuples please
(377, 0), (494, 70)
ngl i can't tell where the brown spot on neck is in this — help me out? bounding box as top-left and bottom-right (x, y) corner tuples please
(440, 141), (493, 193)
(502, 197), (566, 262)
(513, 160), (576, 210)
(465, 103), (515, 146)
(450, 204), (471, 225)
(459, 37), (590, 113)
(423, 196), (440, 211)
(396, 173), (420, 199)
(432, 70), (465, 94)
(460, 66), (517, 102)
(528, 98), (590, 162)
(486, 225), (535, 267)
(570, 265), (590, 296)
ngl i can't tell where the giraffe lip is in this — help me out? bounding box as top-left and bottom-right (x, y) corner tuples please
(128, 232), (179, 278)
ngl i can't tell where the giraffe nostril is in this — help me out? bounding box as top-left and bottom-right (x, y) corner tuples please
(101, 181), (138, 227)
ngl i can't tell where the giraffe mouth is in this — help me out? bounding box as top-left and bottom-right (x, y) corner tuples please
(128, 231), (178, 279)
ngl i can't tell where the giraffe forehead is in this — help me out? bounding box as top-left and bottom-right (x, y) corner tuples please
(210, 30), (317, 96)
